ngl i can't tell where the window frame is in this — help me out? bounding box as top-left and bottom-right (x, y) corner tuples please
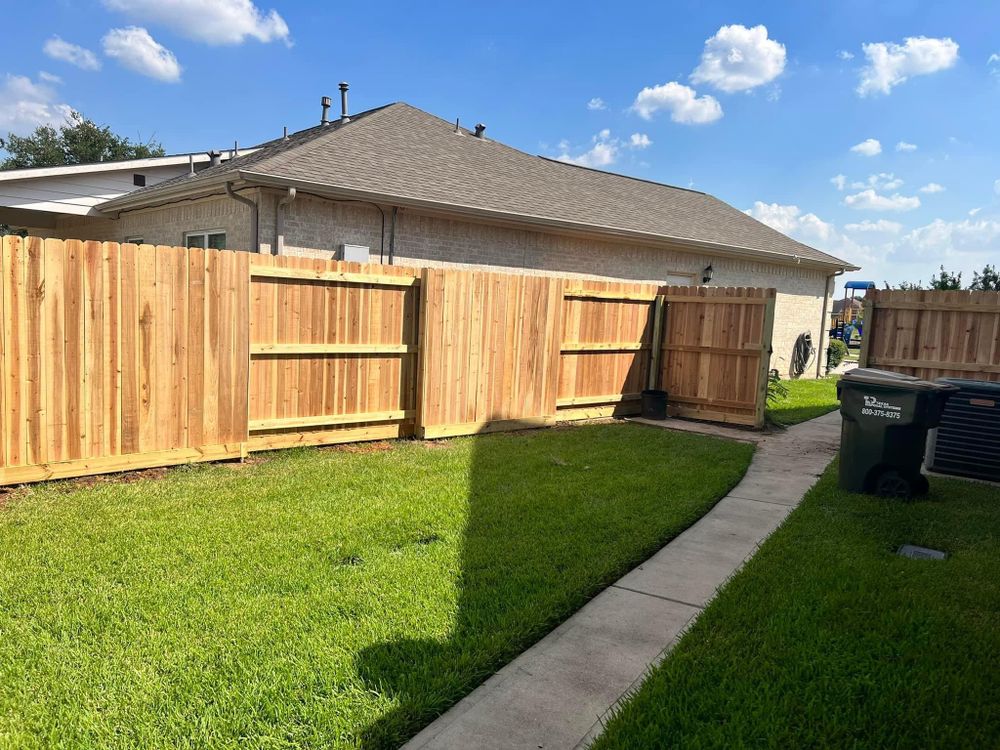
(124, 236), (145, 245)
(183, 229), (227, 250)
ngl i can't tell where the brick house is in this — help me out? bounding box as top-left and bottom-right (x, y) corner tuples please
(12, 99), (858, 377)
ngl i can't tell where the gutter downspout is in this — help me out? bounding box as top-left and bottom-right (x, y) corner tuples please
(816, 269), (845, 378)
(225, 182), (259, 252)
(387, 206), (398, 265)
(275, 187), (297, 256)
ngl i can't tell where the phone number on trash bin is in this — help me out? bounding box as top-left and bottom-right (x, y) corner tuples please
(861, 407), (901, 419)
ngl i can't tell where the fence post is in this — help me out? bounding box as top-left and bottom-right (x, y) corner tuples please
(647, 294), (666, 390)
(858, 292), (875, 368)
(754, 290), (777, 428)
(413, 267), (431, 438)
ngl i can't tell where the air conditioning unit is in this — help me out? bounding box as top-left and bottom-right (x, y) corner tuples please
(926, 378), (1000, 482)
(339, 243), (370, 263)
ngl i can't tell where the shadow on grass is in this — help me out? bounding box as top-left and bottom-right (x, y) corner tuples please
(352, 416), (755, 748)
(354, 421), (598, 748)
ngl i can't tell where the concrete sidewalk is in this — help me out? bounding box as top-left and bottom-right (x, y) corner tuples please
(404, 410), (842, 750)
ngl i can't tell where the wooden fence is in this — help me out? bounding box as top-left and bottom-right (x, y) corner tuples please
(860, 289), (1000, 381)
(0, 237), (775, 485)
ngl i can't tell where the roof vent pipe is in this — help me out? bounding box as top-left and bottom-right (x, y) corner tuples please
(208, 150), (222, 167)
(474, 123), (486, 138)
(339, 82), (350, 122)
(320, 96), (332, 125)
(188, 154), (195, 175)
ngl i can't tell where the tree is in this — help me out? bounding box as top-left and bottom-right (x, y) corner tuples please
(0, 224), (28, 238)
(928, 265), (962, 290)
(970, 264), (1000, 291)
(0, 111), (165, 170)
(892, 280), (924, 291)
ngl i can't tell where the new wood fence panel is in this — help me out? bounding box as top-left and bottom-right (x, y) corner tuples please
(416, 268), (563, 438)
(1, 236), (775, 484)
(557, 279), (660, 419)
(247, 254), (420, 449)
(0, 237), (249, 484)
(861, 289), (1000, 380)
(658, 286), (775, 426)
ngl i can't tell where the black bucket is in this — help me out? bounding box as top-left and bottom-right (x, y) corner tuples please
(641, 389), (668, 420)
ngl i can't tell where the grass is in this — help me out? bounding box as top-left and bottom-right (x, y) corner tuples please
(593, 465), (1000, 749)
(767, 376), (840, 426)
(0, 423), (753, 749)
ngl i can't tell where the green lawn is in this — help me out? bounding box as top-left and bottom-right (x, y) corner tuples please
(767, 376), (840, 426)
(593, 465), (1000, 749)
(0, 424), (753, 750)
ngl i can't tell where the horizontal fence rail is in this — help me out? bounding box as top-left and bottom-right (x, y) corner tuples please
(860, 289), (1000, 381)
(0, 236), (776, 485)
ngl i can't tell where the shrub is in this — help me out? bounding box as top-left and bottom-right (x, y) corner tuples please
(766, 368), (789, 405)
(826, 339), (848, 373)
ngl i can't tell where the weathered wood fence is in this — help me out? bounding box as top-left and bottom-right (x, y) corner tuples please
(0, 237), (775, 485)
(860, 289), (1000, 381)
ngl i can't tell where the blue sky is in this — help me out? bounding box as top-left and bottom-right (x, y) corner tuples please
(4, 0), (999, 288)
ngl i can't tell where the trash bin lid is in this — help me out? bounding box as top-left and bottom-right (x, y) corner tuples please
(841, 368), (956, 391)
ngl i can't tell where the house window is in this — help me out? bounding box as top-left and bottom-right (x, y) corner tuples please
(184, 230), (226, 250)
(125, 236), (144, 245)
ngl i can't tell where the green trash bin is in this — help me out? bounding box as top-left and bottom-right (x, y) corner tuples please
(837, 368), (957, 498)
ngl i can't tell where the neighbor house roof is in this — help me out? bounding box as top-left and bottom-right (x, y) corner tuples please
(0, 152), (213, 182)
(101, 103), (858, 270)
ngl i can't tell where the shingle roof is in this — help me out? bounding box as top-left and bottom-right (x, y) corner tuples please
(105, 102), (853, 268)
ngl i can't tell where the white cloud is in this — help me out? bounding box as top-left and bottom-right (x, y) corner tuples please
(586, 97), (606, 111)
(745, 201), (875, 266)
(42, 36), (101, 71)
(895, 141), (917, 152)
(902, 218), (1000, 259)
(557, 130), (620, 168)
(850, 138), (882, 156)
(0, 74), (73, 136)
(831, 174), (847, 191)
(629, 132), (652, 148)
(989, 53), (1000, 76)
(843, 189), (920, 211)
(38, 71), (62, 84)
(838, 50), (855, 61)
(855, 172), (903, 191)
(102, 27), (182, 82)
(857, 36), (959, 96)
(102, 0), (290, 46)
(969, 207), (982, 217)
(919, 182), (945, 194)
(632, 82), (722, 124)
(845, 219), (903, 234)
(691, 24), (786, 93)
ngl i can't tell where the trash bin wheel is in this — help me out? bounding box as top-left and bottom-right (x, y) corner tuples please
(874, 469), (914, 500)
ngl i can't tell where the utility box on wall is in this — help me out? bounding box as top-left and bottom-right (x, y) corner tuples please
(339, 244), (370, 263)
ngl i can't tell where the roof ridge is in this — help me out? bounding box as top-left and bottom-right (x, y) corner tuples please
(537, 156), (708, 196)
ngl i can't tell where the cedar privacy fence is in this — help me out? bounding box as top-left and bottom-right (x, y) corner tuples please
(0, 236), (776, 485)
(860, 289), (1000, 382)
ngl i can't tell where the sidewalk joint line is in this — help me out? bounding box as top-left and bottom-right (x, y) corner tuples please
(726, 494), (795, 507)
(610, 584), (704, 610)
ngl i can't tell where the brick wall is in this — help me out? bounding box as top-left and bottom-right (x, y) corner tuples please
(63, 190), (834, 378)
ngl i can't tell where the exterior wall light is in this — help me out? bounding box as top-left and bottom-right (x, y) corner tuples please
(702, 264), (714, 284)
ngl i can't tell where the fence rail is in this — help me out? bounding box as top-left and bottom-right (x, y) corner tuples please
(860, 289), (1000, 381)
(0, 237), (775, 485)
